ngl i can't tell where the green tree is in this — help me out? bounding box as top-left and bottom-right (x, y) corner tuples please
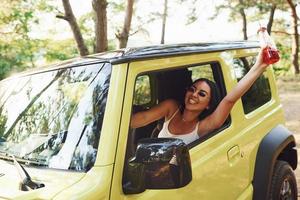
(212, 0), (251, 40)
(254, 0), (289, 34)
(116, 0), (135, 48)
(260, 0), (300, 75)
(286, 0), (299, 74)
(57, 0), (89, 56)
(161, 0), (168, 44)
(0, 0), (42, 79)
(92, 0), (108, 52)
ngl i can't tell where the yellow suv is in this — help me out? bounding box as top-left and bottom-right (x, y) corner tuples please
(0, 41), (297, 200)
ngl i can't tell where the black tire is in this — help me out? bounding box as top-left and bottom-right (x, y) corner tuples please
(269, 160), (298, 200)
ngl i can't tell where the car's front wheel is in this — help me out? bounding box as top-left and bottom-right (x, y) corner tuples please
(269, 160), (298, 200)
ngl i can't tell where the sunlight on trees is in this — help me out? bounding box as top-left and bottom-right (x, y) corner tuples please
(0, 0), (300, 78)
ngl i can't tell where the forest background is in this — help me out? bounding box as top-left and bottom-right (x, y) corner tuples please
(0, 0), (300, 80)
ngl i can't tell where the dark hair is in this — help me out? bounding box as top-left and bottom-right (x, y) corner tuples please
(183, 78), (222, 120)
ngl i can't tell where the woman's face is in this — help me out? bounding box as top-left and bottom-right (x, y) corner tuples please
(184, 81), (211, 112)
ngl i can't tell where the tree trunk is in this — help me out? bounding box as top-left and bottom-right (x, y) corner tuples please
(116, 0), (134, 48)
(286, 0), (299, 74)
(58, 0), (89, 56)
(267, 4), (276, 35)
(92, 0), (108, 53)
(161, 0), (168, 44)
(238, 0), (247, 40)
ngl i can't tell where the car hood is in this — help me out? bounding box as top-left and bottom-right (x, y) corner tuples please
(0, 159), (85, 200)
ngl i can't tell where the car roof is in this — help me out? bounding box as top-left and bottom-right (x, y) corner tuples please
(88, 41), (260, 64)
(4, 41), (259, 79)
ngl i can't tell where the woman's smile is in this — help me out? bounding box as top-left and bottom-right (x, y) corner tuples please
(188, 98), (198, 104)
(184, 81), (212, 112)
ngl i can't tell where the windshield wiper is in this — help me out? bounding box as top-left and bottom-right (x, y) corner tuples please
(11, 155), (45, 191)
(0, 150), (47, 167)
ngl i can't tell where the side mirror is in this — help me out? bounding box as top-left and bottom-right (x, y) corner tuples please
(123, 138), (192, 194)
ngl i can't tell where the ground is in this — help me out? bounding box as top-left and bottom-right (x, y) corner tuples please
(277, 76), (300, 197)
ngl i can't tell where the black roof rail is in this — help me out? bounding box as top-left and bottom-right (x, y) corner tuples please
(86, 41), (260, 64)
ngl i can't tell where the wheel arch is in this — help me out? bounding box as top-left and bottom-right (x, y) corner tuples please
(252, 124), (297, 200)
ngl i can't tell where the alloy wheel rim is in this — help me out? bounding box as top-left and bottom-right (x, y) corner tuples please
(279, 178), (293, 200)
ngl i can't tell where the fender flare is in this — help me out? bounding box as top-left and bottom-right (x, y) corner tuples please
(252, 124), (297, 200)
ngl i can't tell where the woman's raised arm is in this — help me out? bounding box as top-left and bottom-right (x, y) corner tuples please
(199, 49), (269, 134)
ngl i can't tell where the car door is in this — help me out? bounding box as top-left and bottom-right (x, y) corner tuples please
(110, 52), (251, 200)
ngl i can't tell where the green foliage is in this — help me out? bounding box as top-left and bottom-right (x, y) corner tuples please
(271, 20), (293, 76)
(109, 1), (125, 12)
(0, 0), (42, 79)
(0, 0), (84, 79)
(43, 39), (78, 62)
(273, 42), (292, 76)
(108, 39), (117, 50)
(36, 0), (57, 12)
(134, 75), (151, 105)
(190, 65), (214, 81)
(78, 12), (94, 37)
(0, 0), (299, 80)
(0, 39), (40, 79)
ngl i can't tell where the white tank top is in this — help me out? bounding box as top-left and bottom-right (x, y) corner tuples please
(157, 108), (200, 144)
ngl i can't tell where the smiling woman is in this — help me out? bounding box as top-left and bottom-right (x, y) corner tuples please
(130, 48), (270, 144)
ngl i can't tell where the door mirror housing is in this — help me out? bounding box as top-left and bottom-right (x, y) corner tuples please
(123, 138), (192, 194)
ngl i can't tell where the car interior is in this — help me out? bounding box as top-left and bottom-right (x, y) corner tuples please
(122, 62), (231, 188)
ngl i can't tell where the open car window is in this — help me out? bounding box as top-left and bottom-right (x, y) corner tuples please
(129, 62), (228, 148)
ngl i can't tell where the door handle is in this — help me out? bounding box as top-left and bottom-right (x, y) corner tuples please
(227, 145), (240, 166)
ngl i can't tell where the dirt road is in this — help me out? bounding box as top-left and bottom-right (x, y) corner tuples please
(280, 93), (300, 194)
(278, 78), (300, 197)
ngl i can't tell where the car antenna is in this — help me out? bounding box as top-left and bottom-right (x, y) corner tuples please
(11, 155), (45, 191)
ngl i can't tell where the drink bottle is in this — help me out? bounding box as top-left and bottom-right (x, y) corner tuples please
(258, 27), (280, 64)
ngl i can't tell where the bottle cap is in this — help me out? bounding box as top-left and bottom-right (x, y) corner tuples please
(257, 27), (267, 34)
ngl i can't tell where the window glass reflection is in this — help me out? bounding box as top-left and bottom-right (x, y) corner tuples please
(233, 57), (271, 113)
(0, 63), (111, 171)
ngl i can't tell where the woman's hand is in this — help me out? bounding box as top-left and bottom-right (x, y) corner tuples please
(254, 48), (269, 69)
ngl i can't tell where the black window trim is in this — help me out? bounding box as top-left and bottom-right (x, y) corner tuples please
(233, 56), (272, 115)
(131, 60), (232, 149)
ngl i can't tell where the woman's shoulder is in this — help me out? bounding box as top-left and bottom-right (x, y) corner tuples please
(160, 99), (180, 119)
(161, 99), (180, 109)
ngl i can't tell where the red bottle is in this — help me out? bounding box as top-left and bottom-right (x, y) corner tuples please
(258, 27), (280, 64)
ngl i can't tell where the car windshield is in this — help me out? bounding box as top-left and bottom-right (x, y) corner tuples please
(0, 62), (111, 171)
